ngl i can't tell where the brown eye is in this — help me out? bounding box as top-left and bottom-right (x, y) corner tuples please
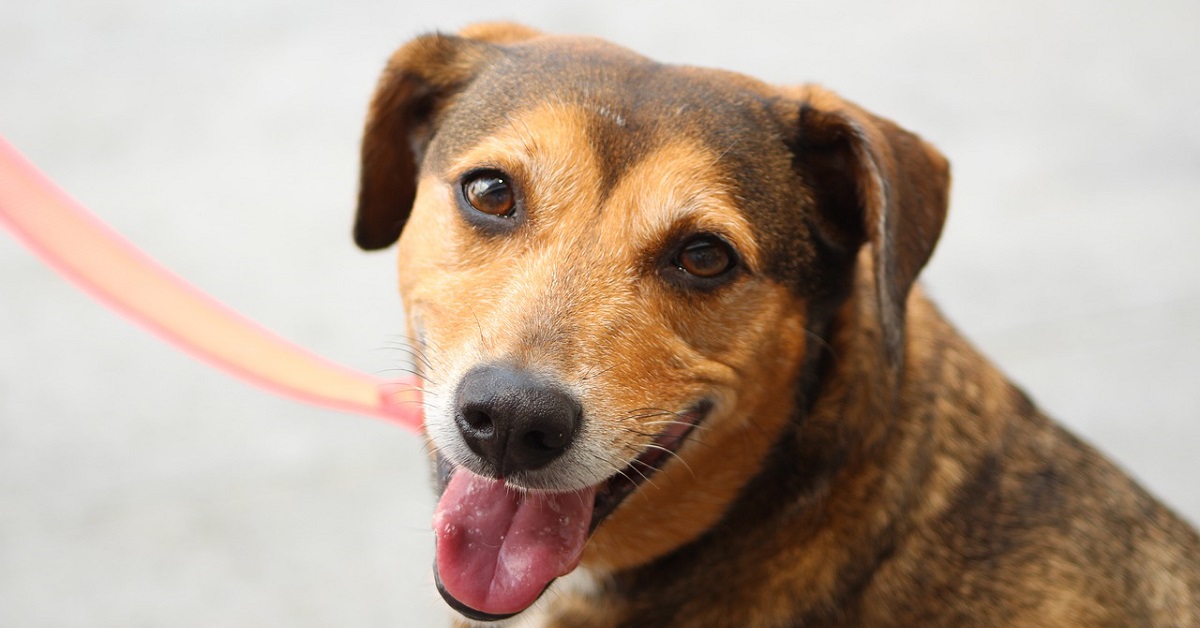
(462, 171), (515, 217)
(676, 235), (736, 278)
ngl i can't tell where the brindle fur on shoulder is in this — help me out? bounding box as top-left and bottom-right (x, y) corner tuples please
(354, 22), (1200, 627)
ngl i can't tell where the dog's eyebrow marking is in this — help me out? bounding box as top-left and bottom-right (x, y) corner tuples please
(604, 138), (761, 271)
(445, 102), (603, 226)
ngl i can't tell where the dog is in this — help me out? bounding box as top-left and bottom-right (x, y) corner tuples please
(352, 22), (1200, 626)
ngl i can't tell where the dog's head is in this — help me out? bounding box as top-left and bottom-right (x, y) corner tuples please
(355, 23), (949, 621)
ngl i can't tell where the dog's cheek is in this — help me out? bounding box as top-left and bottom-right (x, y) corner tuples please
(396, 179), (455, 297)
(394, 180), (495, 404)
(395, 181), (500, 348)
(665, 281), (795, 372)
(580, 286), (810, 572)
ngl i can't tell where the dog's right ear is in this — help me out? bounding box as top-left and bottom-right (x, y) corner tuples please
(354, 23), (542, 250)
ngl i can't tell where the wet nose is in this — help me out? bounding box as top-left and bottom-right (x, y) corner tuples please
(453, 365), (581, 476)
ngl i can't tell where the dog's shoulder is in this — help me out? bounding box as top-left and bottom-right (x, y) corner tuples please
(854, 290), (1200, 625)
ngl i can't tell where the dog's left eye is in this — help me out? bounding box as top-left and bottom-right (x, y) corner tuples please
(461, 170), (516, 217)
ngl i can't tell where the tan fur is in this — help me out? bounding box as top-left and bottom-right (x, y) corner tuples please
(357, 23), (1200, 626)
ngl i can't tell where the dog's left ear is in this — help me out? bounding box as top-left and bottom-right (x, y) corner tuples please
(787, 86), (951, 368)
(354, 23), (543, 250)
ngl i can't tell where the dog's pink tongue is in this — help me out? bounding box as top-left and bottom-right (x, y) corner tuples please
(434, 469), (595, 616)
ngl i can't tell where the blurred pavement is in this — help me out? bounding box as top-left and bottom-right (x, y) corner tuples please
(2, 1), (1197, 625)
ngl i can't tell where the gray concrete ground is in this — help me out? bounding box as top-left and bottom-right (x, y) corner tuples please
(2, 1), (1197, 625)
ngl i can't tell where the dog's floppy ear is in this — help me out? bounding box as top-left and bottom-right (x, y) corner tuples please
(354, 23), (542, 250)
(788, 85), (950, 367)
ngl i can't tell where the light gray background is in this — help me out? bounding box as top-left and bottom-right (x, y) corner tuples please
(2, 1), (1197, 626)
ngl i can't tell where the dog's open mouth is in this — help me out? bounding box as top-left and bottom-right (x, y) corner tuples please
(431, 402), (710, 621)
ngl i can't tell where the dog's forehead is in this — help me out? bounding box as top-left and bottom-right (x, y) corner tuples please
(431, 38), (792, 186)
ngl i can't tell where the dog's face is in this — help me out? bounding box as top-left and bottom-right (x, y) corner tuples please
(355, 23), (948, 621)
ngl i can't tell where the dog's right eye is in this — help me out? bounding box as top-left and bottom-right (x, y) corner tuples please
(677, 236), (736, 278)
(661, 233), (741, 292)
(461, 170), (516, 217)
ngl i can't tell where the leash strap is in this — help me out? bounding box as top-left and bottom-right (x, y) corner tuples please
(0, 134), (421, 431)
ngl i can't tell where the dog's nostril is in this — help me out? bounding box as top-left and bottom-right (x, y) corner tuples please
(461, 408), (494, 435)
(524, 429), (568, 452)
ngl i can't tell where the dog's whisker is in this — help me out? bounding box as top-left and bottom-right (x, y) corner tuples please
(468, 306), (494, 354)
(375, 366), (439, 386)
(382, 345), (436, 373)
(623, 459), (663, 490)
(619, 411), (684, 424)
(618, 427), (665, 439)
(624, 410), (681, 420)
(581, 362), (623, 382)
(622, 406), (695, 419)
(380, 387), (437, 401)
(584, 451), (648, 491)
(620, 413), (679, 424)
(380, 336), (433, 355)
(637, 442), (695, 475)
(621, 409), (712, 434)
(379, 335), (440, 370)
(382, 399), (433, 410)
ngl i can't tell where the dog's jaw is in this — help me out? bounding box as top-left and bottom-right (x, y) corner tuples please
(428, 402), (711, 619)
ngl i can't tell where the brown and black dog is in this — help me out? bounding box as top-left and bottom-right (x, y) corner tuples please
(353, 22), (1200, 626)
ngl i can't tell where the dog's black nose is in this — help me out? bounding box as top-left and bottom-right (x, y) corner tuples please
(454, 365), (581, 476)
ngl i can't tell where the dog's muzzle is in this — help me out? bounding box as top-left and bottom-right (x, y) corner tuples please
(432, 363), (708, 620)
(432, 364), (594, 620)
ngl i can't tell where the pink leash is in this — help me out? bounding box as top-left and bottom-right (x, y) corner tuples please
(0, 134), (422, 431)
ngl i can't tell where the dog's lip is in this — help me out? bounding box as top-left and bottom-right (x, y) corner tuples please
(587, 400), (711, 532)
(433, 400), (711, 533)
